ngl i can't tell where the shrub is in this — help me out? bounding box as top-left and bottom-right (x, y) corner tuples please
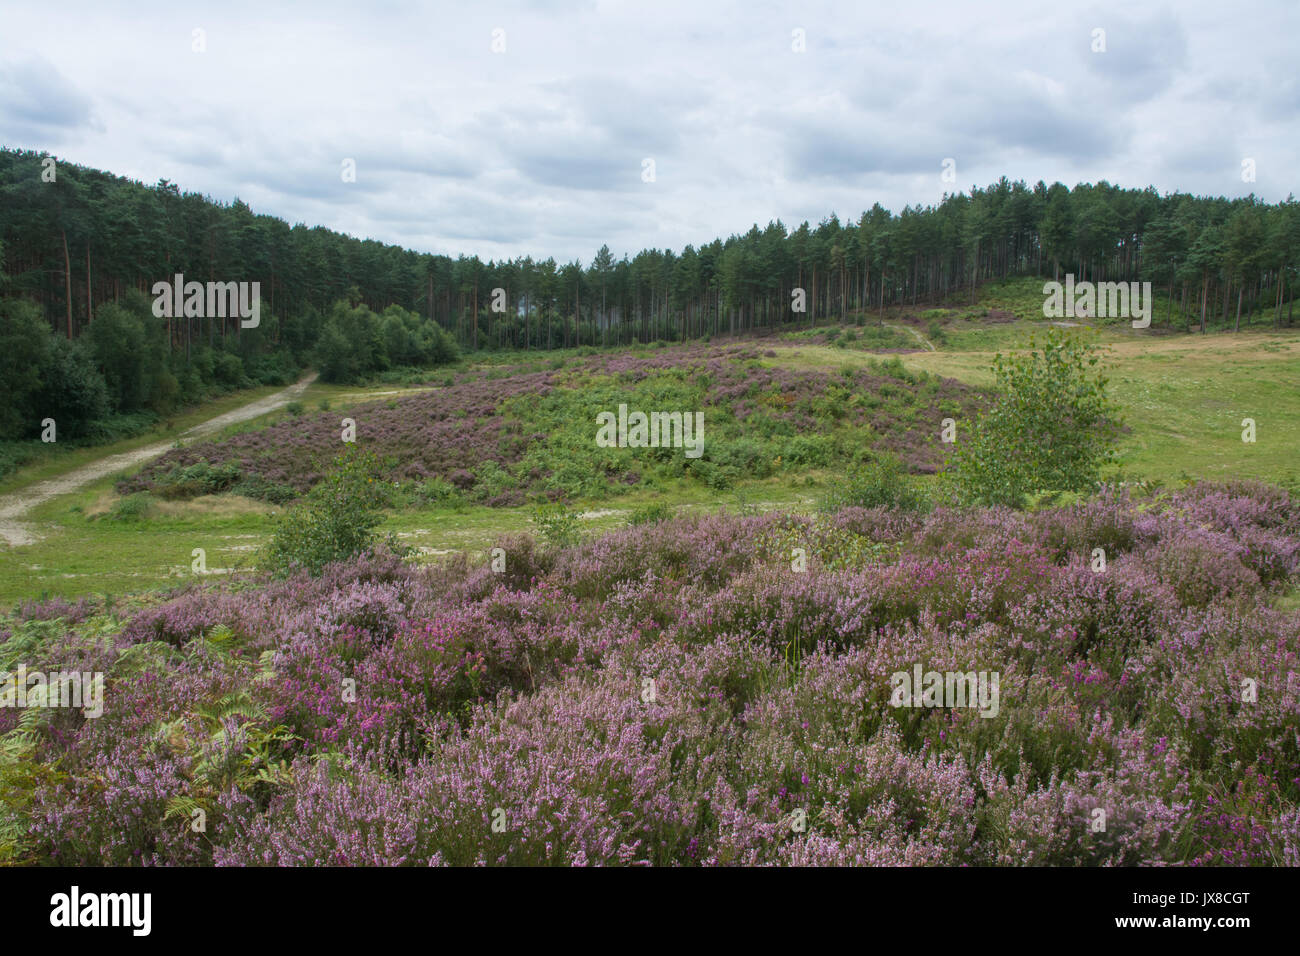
(820, 453), (928, 513)
(414, 476), (463, 507)
(627, 501), (673, 526)
(155, 459), (243, 500)
(231, 474), (298, 505)
(262, 449), (391, 576)
(689, 457), (735, 491)
(106, 493), (152, 522)
(533, 502), (582, 549)
(943, 329), (1120, 508)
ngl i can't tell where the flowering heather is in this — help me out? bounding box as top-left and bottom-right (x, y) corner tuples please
(3, 481), (1299, 866)
(119, 343), (983, 503)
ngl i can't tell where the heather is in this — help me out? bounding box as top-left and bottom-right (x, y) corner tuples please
(3, 481), (1299, 866)
(118, 343), (981, 506)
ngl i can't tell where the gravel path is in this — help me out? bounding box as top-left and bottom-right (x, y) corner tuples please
(0, 373), (317, 547)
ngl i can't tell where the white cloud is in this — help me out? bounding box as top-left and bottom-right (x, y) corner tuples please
(0, 0), (1295, 262)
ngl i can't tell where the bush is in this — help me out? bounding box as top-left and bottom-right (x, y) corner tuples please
(533, 502), (582, 549)
(230, 474), (298, 505)
(33, 338), (111, 439)
(414, 476), (463, 507)
(106, 493), (152, 522)
(689, 457), (735, 491)
(154, 459), (243, 500)
(820, 453), (928, 513)
(262, 449), (391, 576)
(715, 439), (774, 479)
(627, 501), (673, 526)
(943, 329), (1120, 508)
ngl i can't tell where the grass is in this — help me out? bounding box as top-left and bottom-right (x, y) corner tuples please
(0, 471), (823, 605)
(4, 280), (1300, 605)
(887, 331), (1300, 484)
(784, 293), (1300, 486)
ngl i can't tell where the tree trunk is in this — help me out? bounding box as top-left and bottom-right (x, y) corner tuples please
(1199, 272), (1208, 334)
(62, 230), (73, 339)
(810, 268), (817, 328)
(85, 245), (92, 326)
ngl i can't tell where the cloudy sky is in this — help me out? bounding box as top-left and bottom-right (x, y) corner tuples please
(2, 0), (1295, 263)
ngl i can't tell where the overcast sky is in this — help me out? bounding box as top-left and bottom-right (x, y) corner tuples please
(2, 1), (1295, 263)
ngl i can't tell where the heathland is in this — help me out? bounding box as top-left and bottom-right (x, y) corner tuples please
(2, 285), (1298, 866)
(2, 155), (1299, 865)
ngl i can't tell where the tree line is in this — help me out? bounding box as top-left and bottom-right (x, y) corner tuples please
(3, 146), (1299, 376)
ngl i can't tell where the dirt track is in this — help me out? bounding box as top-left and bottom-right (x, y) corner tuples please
(0, 373), (317, 547)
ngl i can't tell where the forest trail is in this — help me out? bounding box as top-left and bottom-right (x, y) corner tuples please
(0, 373), (318, 547)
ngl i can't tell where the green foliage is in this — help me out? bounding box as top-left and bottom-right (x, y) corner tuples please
(150, 458), (295, 505)
(413, 476), (464, 507)
(154, 459), (243, 500)
(943, 328), (1121, 508)
(532, 501), (581, 549)
(755, 514), (899, 574)
(471, 459), (516, 502)
(262, 449), (391, 576)
(316, 301), (459, 385)
(228, 474), (297, 505)
(106, 493), (153, 522)
(316, 301), (385, 384)
(627, 501), (673, 526)
(0, 297), (52, 438)
(689, 457), (736, 491)
(820, 453), (928, 512)
(83, 297), (152, 413)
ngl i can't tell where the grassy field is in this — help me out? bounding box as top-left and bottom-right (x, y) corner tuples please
(0, 461), (826, 604)
(3, 281), (1299, 606)
(783, 331), (1300, 485)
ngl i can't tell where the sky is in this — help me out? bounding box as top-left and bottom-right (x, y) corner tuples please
(1, 0), (1296, 264)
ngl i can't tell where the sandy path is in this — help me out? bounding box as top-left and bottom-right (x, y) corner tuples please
(0, 373), (317, 547)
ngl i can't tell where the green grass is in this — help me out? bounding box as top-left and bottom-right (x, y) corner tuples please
(0, 478), (276, 606)
(934, 333), (1297, 484)
(5, 282), (1300, 606)
(0, 470), (824, 605)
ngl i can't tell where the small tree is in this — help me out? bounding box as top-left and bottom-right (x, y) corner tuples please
(532, 501), (581, 550)
(944, 329), (1121, 508)
(262, 448), (391, 576)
